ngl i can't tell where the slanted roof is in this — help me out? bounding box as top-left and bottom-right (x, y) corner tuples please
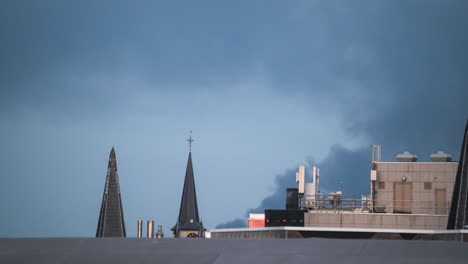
(448, 120), (468, 229)
(172, 152), (205, 233)
(96, 147), (126, 237)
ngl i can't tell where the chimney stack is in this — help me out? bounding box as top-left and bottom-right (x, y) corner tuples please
(147, 221), (154, 238)
(137, 220), (143, 238)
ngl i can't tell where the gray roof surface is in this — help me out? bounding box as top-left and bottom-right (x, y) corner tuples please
(0, 238), (467, 264)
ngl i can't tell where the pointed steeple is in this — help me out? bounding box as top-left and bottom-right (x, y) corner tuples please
(96, 147), (126, 237)
(448, 120), (468, 229)
(172, 134), (205, 237)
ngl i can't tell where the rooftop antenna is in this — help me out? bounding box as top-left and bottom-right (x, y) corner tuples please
(370, 145), (381, 164)
(336, 181), (343, 193)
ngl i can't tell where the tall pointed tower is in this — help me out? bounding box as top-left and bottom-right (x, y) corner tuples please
(172, 133), (206, 238)
(448, 120), (468, 229)
(96, 147), (127, 237)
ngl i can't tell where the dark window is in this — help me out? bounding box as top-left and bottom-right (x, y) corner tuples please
(187, 233), (198, 238)
(378, 182), (385, 189)
(424, 182), (432, 190)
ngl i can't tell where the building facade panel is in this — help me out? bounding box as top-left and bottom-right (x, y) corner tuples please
(374, 162), (457, 215)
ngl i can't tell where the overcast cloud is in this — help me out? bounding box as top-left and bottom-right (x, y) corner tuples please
(0, 0), (467, 236)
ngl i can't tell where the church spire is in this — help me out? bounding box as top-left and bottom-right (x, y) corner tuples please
(448, 120), (468, 229)
(96, 147), (126, 237)
(172, 132), (205, 237)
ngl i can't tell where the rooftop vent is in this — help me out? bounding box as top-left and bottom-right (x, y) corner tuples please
(430, 151), (452, 162)
(396, 151), (418, 162)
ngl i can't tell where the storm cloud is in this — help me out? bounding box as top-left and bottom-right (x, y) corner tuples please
(0, 0), (467, 236)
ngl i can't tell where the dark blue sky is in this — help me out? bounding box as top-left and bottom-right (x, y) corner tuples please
(0, 0), (467, 236)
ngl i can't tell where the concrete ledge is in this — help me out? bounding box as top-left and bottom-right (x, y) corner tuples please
(210, 227), (468, 241)
(305, 212), (449, 230)
(211, 226), (468, 234)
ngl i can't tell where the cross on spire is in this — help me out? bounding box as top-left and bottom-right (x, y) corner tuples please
(187, 131), (194, 152)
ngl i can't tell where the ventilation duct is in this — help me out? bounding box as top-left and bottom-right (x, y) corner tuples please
(430, 151), (452, 162)
(396, 151), (418, 162)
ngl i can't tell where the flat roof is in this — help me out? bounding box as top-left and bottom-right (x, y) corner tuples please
(374, 161), (457, 164)
(304, 212), (450, 216)
(1, 238), (467, 264)
(211, 226), (468, 234)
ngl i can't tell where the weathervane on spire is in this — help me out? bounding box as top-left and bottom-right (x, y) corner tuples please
(187, 130), (194, 152)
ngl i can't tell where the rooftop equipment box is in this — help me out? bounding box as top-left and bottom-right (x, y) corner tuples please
(265, 210), (307, 227)
(286, 188), (299, 210)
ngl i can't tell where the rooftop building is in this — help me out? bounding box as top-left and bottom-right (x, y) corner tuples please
(303, 149), (458, 230)
(212, 120), (468, 240)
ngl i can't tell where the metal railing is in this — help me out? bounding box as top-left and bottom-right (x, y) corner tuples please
(301, 195), (450, 215)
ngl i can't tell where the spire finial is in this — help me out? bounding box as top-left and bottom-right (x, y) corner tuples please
(187, 130), (194, 152)
(110, 146), (116, 159)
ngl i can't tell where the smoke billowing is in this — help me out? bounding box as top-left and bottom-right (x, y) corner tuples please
(216, 145), (370, 228)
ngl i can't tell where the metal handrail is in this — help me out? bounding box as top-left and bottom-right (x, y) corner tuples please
(301, 195), (450, 214)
